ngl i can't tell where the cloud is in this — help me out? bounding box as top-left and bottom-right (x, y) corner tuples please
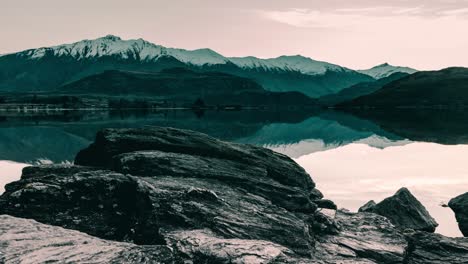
(258, 5), (468, 30)
(439, 7), (468, 15)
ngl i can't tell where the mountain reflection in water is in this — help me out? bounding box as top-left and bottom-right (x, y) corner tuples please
(0, 109), (467, 237)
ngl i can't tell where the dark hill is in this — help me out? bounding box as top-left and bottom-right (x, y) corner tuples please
(60, 68), (318, 107)
(318, 72), (409, 106)
(340, 67), (468, 108)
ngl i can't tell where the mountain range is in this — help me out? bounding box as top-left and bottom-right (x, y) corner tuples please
(0, 35), (416, 98)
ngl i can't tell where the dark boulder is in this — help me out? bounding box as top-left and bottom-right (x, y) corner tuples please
(448, 192), (468, 236)
(74, 127), (315, 191)
(359, 200), (377, 212)
(75, 127), (318, 212)
(112, 150), (317, 212)
(366, 188), (438, 232)
(0, 165), (314, 257)
(313, 199), (337, 210)
(404, 231), (468, 263)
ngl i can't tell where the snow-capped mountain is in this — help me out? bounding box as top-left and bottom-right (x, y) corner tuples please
(22, 35), (230, 66)
(20, 35), (351, 76)
(358, 63), (417, 79)
(0, 35), (374, 97)
(229, 55), (351, 75)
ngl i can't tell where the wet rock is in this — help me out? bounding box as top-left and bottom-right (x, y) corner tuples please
(75, 127), (318, 212)
(164, 229), (304, 263)
(448, 192), (468, 236)
(404, 231), (468, 263)
(0, 215), (177, 264)
(368, 188), (438, 232)
(1, 165), (161, 244)
(314, 210), (407, 263)
(0, 165), (314, 256)
(112, 150), (317, 213)
(359, 200), (377, 213)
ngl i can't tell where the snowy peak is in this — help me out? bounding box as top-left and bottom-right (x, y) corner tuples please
(358, 63), (417, 79)
(20, 35), (228, 66)
(99, 35), (122, 41)
(229, 54), (348, 75)
(15, 35), (353, 75)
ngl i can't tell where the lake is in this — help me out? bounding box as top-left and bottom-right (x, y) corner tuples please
(0, 109), (467, 237)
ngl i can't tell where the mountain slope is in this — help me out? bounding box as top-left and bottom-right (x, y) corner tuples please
(358, 63), (417, 79)
(0, 35), (372, 97)
(340, 67), (468, 108)
(60, 68), (318, 106)
(318, 72), (410, 106)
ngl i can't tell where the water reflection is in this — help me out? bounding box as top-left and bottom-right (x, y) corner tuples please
(0, 109), (467, 237)
(0, 109), (406, 163)
(296, 143), (468, 237)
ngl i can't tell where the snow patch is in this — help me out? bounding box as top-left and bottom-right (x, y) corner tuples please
(229, 55), (348, 75)
(358, 63), (417, 79)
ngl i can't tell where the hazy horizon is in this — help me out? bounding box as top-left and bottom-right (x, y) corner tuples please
(3, 0), (468, 70)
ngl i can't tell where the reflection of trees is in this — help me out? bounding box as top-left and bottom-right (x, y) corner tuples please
(346, 109), (468, 145)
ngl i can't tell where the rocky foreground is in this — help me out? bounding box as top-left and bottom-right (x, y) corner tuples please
(0, 127), (467, 263)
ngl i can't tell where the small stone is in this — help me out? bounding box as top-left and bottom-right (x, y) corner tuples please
(370, 188), (438, 232)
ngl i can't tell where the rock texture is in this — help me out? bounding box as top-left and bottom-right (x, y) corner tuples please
(0, 165), (314, 256)
(1, 127), (467, 263)
(314, 210), (407, 263)
(449, 192), (468, 236)
(0, 215), (177, 264)
(361, 188), (438, 232)
(404, 231), (468, 264)
(75, 127), (318, 212)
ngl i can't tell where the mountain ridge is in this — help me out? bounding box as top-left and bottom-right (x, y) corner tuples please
(0, 35), (414, 97)
(11, 35), (352, 75)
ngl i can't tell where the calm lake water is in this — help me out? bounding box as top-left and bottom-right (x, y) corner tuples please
(0, 109), (467, 237)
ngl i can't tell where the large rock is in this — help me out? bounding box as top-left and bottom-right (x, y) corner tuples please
(75, 127), (318, 212)
(360, 188), (438, 232)
(0, 165), (314, 257)
(0, 215), (177, 264)
(112, 150), (316, 212)
(448, 192), (468, 236)
(404, 231), (468, 263)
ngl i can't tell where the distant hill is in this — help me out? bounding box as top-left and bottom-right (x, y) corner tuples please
(0, 35), (372, 98)
(358, 63), (417, 79)
(340, 67), (468, 108)
(318, 72), (409, 106)
(60, 68), (318, 107)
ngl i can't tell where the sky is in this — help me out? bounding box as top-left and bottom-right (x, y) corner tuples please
(2, 0), (468, 70)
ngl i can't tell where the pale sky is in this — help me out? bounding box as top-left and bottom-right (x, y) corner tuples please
(2, 0), (468, 70)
